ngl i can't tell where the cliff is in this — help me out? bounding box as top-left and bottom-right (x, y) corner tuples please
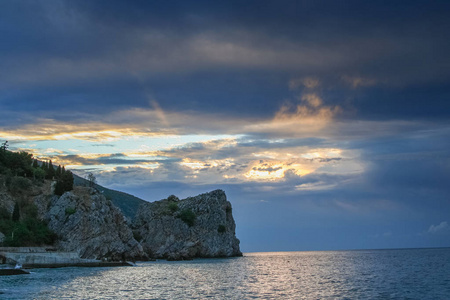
(46, 186), (147, 261)
(133, 190), (242, 260)
(0, 175), (241, 261)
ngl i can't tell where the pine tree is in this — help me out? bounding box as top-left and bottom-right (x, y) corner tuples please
(32, 159), (39, 168)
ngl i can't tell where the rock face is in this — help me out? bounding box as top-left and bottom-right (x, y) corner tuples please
(133, 189), (242, 260)
(0, 189), (15, 216)
(46, 186), (147, 261)
(1, 174), (242, 261)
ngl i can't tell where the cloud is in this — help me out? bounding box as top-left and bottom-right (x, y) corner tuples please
(289, 77), (320, 90)
(245, 97), (341, 138)
(2, 1), (450, 92)
(0, 85), (343, 142)
(428, 221), (449, 234)
(341, 75), (377, 88)
(301, 93), (323, 108)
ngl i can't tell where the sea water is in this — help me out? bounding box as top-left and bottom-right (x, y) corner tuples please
(1, 248), (449, 299)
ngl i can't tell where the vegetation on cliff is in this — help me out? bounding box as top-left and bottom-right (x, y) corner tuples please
(0, 204), (57, 246)
(0, 142), (70, 246)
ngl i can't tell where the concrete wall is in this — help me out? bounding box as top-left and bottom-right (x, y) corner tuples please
(0, 248), (100, 266)
(0, 247), (56, 253)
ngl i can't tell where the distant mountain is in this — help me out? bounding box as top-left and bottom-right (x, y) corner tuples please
(73, 174), (146, 221)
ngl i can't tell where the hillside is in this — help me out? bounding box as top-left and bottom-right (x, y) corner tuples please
(73, 175), (145, 221)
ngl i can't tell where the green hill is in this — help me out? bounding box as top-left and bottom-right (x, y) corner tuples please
(73, 175), (145, 220)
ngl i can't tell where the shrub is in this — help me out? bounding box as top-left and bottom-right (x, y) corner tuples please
(133, 230), (143, 242)
(218, 224), (226, 233)
(0, 165), (10, 175)
(33, 168), (46, 182)
(0, 218), (14, 235)
(168, 202), (178, 213)
(2, 218), (57, 246)
(0, 207), (10, 220)
(23, 204), (38, 219)
(178, 209), (196, 227)
(8, 176), (32, 194)
(167, 195), (179, 202)
(65, 207), (76, 215)
(12, 202), (20, 221)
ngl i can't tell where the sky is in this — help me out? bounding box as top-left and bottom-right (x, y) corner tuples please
(1, 0), (450, 252)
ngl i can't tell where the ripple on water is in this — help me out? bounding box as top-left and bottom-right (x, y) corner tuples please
(1, 248), (450, 299)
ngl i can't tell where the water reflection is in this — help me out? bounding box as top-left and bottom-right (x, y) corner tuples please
(1, 249), (449, 299)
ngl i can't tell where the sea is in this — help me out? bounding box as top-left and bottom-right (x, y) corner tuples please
(1, 248), (449, 299)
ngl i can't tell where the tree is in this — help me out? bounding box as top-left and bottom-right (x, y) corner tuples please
(86, 172), (96, 188)
(5, 151), (33, 177)
(32, 159), (39, 169)
(54, 170), (74, 196)
(62, 171), (74, 192)
(56, 165), (62, 178)
(46, 160), (55, 179)
(42, 161), (48, 174)
(33, 168), (46, 182)
(0, 141), (8, 152)
(54, 181), (64, 196)
(12, 202), (20, 222)
(0, 141), (8, 166)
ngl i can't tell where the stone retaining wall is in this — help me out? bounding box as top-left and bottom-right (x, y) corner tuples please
(0, 248), (101, 267)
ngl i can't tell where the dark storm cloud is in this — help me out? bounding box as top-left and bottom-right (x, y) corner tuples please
(2, 0), (450, 124)
(357, 127), (450, 195)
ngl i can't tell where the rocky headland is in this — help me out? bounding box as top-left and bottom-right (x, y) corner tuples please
(0, 174), (241, 261)
(133, 190), (241, 260)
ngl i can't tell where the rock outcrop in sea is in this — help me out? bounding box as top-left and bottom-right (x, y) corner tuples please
(133, 190), (242, 260)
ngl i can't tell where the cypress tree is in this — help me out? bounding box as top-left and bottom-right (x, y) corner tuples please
(32, 159), (39, 169)
(62, 170), (74, 192)
(12, 202), (20, 222)
(42, 161), (48, 174)
(56, 165), (62, 178)
(47, 160), (55, 179)
(54, 180), (64, 196)
(54, 170), (74, 196)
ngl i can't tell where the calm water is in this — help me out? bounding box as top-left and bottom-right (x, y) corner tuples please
(1, 248), (450, 299)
